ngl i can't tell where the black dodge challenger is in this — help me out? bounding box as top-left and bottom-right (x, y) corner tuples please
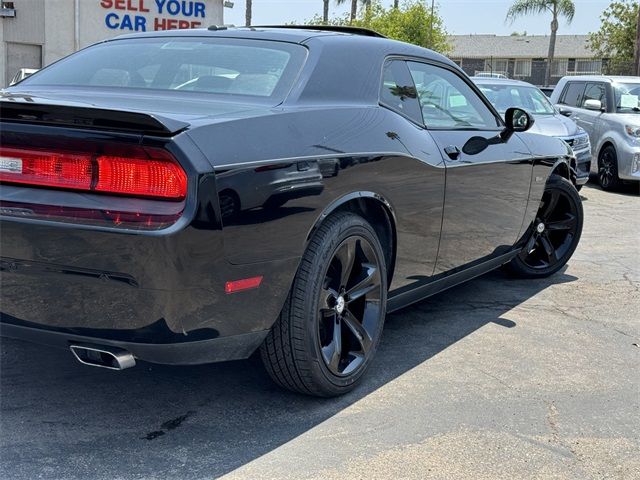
(0, 26), (583, 396)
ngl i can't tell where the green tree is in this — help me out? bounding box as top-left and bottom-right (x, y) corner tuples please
(588, 0), (639, 74)
(323, 0), (330, 23)
(306, 1), (449, 53)
(355, 1), (449, 53)
(506, 0), (575, 86)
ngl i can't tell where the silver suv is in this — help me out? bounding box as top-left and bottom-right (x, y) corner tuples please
(550, 76), (640, 191)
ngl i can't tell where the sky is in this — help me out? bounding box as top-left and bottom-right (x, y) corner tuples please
(223, 0), (612, 36)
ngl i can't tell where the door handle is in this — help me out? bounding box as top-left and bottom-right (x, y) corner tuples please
(444, 145), (461, 161)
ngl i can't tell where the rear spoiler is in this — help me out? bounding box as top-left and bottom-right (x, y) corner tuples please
(0, 96), (188, 136)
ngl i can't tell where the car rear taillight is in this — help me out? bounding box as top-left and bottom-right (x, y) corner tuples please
(0, 146), (187, 200)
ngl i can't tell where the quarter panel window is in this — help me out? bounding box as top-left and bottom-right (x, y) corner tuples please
(406, 61), (499, 129)
(379, 60), (423, 124)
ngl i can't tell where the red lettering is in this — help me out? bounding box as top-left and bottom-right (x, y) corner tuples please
(178, 20), (189, 29)
(167, 19), (178, 29)
(191, 21), (201, 28)
(139, 0), (149, 13)
(100, 0), (113, 8)
(113, 0), (126, 9)
(154, 17), (167, 30)
(126, 0), (137, 11)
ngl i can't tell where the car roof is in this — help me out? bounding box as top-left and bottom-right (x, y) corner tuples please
(559, 75), (640, 84)
(114, 26), (380, 44)
(110, 26), (452, 65)
(471, 77), (538, 88)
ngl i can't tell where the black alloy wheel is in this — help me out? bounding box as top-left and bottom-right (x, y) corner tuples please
(318, 236), (383, 377)
(598, 145), (621, 191)
(261, 212), (388, 396)
(507, 174), (583, 278)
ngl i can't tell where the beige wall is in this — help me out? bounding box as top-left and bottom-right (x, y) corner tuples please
(1, 0), (224, 86)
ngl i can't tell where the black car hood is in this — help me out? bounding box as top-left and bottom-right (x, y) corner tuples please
(528, 112), (581, 137)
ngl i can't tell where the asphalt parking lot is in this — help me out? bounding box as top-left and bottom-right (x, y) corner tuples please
(1, 179), (638, 480)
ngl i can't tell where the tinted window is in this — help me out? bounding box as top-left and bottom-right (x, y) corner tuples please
(407, 61), (499, 129)
(479, 84), (555, 115)
(379, 60), (423, 124)
(20, 38), (307, 101)
(583, 83), (607, 109)
(560, 82), (586, 107)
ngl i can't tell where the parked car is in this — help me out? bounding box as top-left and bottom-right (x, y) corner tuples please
(550, 75), (640, 191)
(474, 71), (509, 79)
(0, 26), (583, 397)
(539, 86), (555, 98)
(9, 68), (38, 86)
(473, 77), (591, 189)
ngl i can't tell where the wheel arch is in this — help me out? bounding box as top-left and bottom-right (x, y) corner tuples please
(598, 141), (616, 161)
(306, 192), (397, 287)
(550, 157), (573, 183)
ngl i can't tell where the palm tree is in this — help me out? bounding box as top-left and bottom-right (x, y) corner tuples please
(506, 0), (575, 86)
(323, 0), (330, 23)
(336, 0), (358, 22)
(245, 0), (252, 26)
(336, 0), (371, 23)
(393, 0), (399, 8)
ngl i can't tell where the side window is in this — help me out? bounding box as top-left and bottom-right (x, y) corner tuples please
(379, 60), (423, 125)
(583, 82), (607, 109)
(406, 61), (499, 129)
(560, 82), (586, 107)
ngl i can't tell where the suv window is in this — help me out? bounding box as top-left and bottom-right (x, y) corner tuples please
(380, 60), (423, 124)
(406, 61), (499, 129)
(560, 82), (586, 107)
(583, 82), (607, 110)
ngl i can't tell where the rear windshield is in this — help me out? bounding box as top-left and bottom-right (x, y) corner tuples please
(479, 84), (555, 116)
(19, 37), (307, 102)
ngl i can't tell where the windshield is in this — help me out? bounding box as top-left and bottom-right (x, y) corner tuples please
(479, 84), (555, 115)
(17, 37), (307, 102)
(613, 82), (640, 113)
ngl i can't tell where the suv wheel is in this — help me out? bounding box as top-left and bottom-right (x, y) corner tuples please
(598, 145), (621, 191)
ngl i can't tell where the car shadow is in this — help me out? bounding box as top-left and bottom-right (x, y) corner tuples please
(0, 269), (577, 479)
(584, 173), (639, 196)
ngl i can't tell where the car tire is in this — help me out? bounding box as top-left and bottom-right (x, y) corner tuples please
(507, 174), (583, 278)
(260, 212), (388, 397)
(598, 145), (622, 191)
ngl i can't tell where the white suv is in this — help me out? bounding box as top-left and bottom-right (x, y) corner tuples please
(550, 76), (640, 191)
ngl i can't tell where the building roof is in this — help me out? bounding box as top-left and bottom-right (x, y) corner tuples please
(449, 34), (596, 59)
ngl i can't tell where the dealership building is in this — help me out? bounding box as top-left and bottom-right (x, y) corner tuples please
(0, 0), (225, 86)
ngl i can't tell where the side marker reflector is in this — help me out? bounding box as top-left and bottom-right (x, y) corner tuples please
(225, 276), (263, 294)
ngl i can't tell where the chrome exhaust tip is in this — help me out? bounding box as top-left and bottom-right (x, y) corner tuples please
(70, 344), (136, 370)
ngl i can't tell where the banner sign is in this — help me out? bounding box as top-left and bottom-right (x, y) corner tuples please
(100, 0), (207, 32)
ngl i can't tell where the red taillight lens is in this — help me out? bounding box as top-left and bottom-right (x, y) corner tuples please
(0, 146), (187, 200)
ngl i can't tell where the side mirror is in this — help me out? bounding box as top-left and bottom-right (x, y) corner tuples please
(584, 99), (603, 112)
(501, 107), (534, 142)
(505, 107), (534, 132)
(558, 107), (572, 117)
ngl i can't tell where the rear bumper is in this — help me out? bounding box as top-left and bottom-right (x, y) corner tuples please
(0, 320), (268, 365)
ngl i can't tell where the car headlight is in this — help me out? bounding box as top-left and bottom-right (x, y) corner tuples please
(625, 125), (640, 137)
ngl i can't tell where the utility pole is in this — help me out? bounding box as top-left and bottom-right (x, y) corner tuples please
(429, 0), (435, 49)
(635, 5), (640, 76)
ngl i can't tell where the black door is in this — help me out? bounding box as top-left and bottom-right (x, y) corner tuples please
(405, 61), (533, 273)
